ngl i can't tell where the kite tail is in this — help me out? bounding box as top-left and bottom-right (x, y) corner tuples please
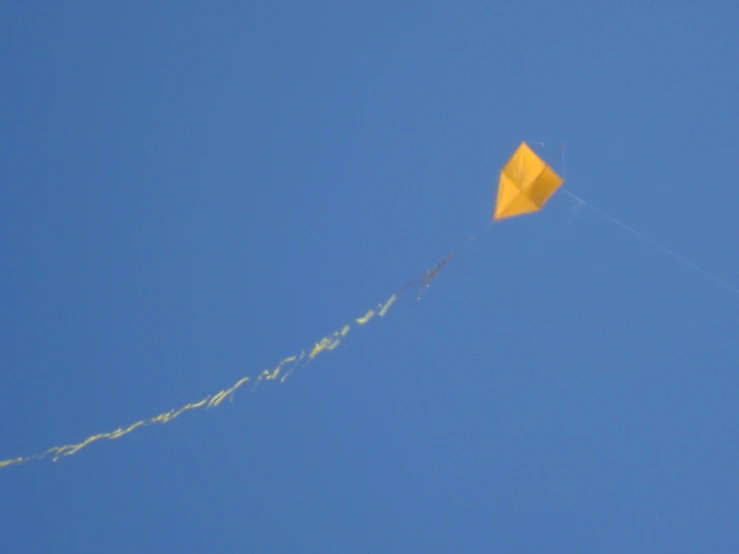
(0, 254), (458, 469)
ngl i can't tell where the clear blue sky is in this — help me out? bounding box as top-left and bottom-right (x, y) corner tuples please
(2, 2), (738, 552)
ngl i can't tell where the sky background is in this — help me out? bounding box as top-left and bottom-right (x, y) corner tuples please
(2, 1), (738, 552)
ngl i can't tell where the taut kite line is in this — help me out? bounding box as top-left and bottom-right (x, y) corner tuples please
(2, 142), (734, 469)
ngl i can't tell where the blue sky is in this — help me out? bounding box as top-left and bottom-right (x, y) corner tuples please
(2, 1), (738, 552)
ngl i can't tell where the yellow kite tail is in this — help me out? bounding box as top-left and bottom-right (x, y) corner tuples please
(0, 255), (456, 470)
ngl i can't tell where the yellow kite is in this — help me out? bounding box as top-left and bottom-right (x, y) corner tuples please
(493, 142), (564, 220)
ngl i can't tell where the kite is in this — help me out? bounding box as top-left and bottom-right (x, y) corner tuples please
(3, 140), (736, 470)
(494, 141), (564, 220)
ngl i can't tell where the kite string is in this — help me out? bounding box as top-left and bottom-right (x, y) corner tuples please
(562, 189), (739, 297)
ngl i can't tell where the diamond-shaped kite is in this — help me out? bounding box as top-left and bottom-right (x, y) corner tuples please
(493, 141), (564, 220)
